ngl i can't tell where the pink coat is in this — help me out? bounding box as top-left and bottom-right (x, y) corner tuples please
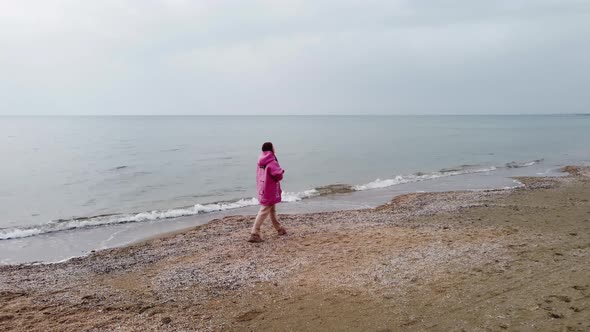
(256, 151), (284, 206)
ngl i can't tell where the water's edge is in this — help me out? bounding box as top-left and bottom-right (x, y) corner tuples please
(0, 160), (541, 241)
(0, 162), (567, 266)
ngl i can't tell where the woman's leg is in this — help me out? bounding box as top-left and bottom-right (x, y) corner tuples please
(251, 205), (272, 235)
(269, 205), (282, 231)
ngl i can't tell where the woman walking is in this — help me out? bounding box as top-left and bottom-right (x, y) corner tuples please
(249, 142), (287, 242)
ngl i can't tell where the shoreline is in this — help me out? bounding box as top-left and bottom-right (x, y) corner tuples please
(0, 164), (547, 265)
(0, 167), (589, 331)
(0, 159), (549, 244)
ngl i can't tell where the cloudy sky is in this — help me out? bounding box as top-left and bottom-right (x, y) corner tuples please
(1, 0), (589, 115)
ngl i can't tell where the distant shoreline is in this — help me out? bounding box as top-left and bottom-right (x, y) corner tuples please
(1, 113), (589, 117)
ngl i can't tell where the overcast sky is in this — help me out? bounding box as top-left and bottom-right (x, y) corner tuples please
(1, 0), (589, 115)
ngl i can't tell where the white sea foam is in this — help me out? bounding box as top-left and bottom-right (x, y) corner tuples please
(504, 179), (525, 189)
(0, 228), (44, 240)
(353, 166), (497, 191)
(0, 191), (322, 240)
(0, 198), (260, 240)
(281, 189), (320, 202)
(505, 159), (543, 168)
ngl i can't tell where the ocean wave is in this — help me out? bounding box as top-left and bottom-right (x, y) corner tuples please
(0, 198), (260, 240)
(505, 159), (543, 168)
(0, 190), (323, 240)
(353, 166), (497, 191)
(281, 189), (320, 202)
(353, 159), (542, 192)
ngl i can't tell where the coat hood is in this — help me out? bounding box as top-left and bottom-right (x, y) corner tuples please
(258, 151), (276, 167)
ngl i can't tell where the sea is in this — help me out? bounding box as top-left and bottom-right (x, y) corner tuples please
(1, 115), (589, 264)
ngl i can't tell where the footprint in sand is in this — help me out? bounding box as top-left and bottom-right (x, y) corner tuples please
(548, 295), (571, 303)
(236, 310), (263, 322)
(548, 312), (564, 319)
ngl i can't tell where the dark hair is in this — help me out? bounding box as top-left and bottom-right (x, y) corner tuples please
(261, 142), (274, 152)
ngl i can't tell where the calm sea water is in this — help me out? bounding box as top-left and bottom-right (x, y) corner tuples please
(1, 115), (589, 263)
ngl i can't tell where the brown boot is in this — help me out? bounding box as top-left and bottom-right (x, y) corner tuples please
(248, 233), (264, 243)
(277, 227), (287, 236)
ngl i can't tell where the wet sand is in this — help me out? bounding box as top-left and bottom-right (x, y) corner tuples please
(1, 167), (589, 331)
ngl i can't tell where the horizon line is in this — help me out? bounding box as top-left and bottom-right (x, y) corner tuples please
(1, 113), (588, 117)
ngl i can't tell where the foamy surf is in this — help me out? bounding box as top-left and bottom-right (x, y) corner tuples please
(0, 199), (259, 240)
(353, 165), (498, 191)
(0, 192), (322, 240)
(281, 189), (320, 202)
(505, 159), (543, 168)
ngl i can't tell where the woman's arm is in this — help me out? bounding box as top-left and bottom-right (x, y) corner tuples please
(268, 161), (285, 181)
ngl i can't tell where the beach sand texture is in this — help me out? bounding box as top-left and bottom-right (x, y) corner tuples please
(1, 167), (589, 331)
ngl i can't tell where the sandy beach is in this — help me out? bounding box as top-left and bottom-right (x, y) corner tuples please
(1, 167), (589, 331)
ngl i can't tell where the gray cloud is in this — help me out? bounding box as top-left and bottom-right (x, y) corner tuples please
(1, 0), (589, 115)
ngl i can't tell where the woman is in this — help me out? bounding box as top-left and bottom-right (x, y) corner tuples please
(249, 142), (287, 242)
